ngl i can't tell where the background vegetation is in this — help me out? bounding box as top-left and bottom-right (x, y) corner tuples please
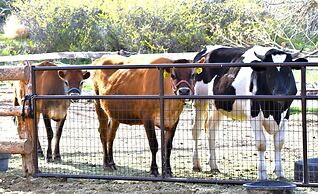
(0, 0), (317, 55)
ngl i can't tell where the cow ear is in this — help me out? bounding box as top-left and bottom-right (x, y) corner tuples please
(197, 57), (205, 64)
(291, 58), (308, 70)
(194, 58), (205, 75)
(58, 70), (66, 79)
(82, 71), (90, 79)
(250, 60), (266, 72)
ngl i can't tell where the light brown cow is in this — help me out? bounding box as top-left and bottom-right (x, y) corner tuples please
(93, 56), (201, 177)
(14, 61), (90, 162)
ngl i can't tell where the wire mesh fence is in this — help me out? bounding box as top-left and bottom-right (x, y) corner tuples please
(34, 97), (318, 183)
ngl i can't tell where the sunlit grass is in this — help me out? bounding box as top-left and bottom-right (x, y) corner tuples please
(293, 69), (318, 83)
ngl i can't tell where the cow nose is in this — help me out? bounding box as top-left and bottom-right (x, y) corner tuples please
(69, 92), (80, 96)
(177, 87), (191, 95)
(69, 93), (80, 102)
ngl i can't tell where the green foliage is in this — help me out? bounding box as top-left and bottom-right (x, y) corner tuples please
(1, 0), (316, 54)
(0, 34), (33, 55)
(12, 0), (105, 53)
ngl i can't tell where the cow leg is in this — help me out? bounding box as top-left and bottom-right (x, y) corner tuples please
(107, 119), (120, 170)
(94, 99), (111, 169)
(53, 115), (67, 162)
(144, 119), (159, 177)
(191, 99), (208, 172)
(273, 119), (287, 180)
(164, 119), (179, 177)
(43, 114), (53, 162)
(251, 116), (267, 180)
(207, 109), (221, 174)
(35, 112), (44, 157)
(99, 115), (110, 169)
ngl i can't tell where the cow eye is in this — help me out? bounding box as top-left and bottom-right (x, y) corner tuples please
(64, 80), (69, 86)
(80, 80), (84, 86)
(171, 74), (176, 80)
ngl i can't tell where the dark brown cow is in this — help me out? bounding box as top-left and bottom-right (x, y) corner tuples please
(93, 56), (200, 177)
(14, 61), (90, 162)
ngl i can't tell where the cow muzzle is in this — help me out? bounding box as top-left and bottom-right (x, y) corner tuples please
(177, 87), (191, 95)
(67, 87), (81, 102)
(67, 87), (81, 95)
(172, 80), (194, 96)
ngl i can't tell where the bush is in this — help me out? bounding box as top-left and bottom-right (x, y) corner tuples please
(4, 0), (316, 54)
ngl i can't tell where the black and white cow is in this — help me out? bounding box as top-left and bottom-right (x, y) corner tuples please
(191, 45), (307, 180)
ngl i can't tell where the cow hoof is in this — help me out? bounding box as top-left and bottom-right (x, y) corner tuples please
(211, 169), (221, 174)
(103, 163), (117, 171)
(277, 177), (287, 181)
(37, 150), (44, 158)
(53, 156), (62, 162)
(103, 165), (114, 171)
(46, 157), (53, 163)
(165, 171), (173, 178)
(193, 166), (202, 172)
(150, 169), (159, 177)
(110, 163), (117, 170)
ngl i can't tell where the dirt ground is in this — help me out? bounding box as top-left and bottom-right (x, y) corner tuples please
(2, 171), (318, 194)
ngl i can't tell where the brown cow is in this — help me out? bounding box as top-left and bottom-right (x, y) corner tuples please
(14, 61), (90, 162)
(93, 56), (202, 177)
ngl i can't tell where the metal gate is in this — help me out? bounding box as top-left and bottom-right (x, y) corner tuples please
(30, 62), (318, 187)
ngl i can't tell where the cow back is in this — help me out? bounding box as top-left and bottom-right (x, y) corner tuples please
(100, 56), (184, 129)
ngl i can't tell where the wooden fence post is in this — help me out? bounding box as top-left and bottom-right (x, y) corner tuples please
(19, 61), (36, 176)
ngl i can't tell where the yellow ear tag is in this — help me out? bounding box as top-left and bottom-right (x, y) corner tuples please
(195, 67), (203, 74)
(163, 69), (170, 78)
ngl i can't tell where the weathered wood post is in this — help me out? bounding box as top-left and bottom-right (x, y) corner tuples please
(0, 61), (36, 176)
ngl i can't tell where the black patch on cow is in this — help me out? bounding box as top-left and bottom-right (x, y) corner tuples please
(213, 67), (241, 111)
(250, 69), (294, 124)
(194, 47), (247, 83)
(251, 100), (291, 124)
(249, 48), (301, 125)
(193, 47), (207, 63)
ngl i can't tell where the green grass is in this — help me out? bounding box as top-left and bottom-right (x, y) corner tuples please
(293, 69), (318, 83)
(290, 107), (318, 115)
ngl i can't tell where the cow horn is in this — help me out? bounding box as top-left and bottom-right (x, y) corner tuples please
(254, 51), (265, 61)
(291, 48), (303, 59)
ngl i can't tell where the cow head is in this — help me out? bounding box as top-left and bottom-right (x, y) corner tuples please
(165, 59), (203, 95)
(58, 70), (91, 95)
(252, 49), (307, 105)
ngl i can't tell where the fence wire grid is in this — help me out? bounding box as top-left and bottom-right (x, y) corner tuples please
(34, 98), (318, 184)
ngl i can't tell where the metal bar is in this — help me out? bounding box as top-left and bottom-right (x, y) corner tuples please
(33, 94), (316, 100)
(159, 68), (165, 178)
(301, 66), (309, 184)
(31, 65), (39, 174)
(34, 173), (318, 187)
(32, 62), (318, 71)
